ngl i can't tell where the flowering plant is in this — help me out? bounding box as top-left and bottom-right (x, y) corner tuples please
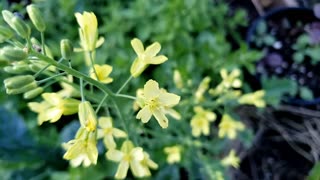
(0, 1), (265, 179)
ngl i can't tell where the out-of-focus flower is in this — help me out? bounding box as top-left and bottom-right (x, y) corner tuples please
(218, 113), (245, 139)
(90, 64), (113, 84)
(164, 145), (181, 164)
(140, 152), (158, 177)
(136, 79), (180, 128)
(238, 90), (266, 108)
(28, 93), (80, 125)
(78, 101), (98, 132)
(97, 117), (127, 149)
(221, 149), (240, 168)
(173, 69), (184, 89)
(195, 76), (211, 103)
(130, 38), (167, 77)
(190, 106), (216, 137)
(106, 140), (145, 179)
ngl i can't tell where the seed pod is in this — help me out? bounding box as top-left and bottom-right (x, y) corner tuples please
(4, 75), (35, 89)
(11, 16), (31, 38)
(23, 87), (43, 99)
(60, 39), (73, 60)
(0, 46), (28, 61)
(26, 4), (46, 32)
(6, 81), (38, 95)
(78, 101), (97, 132)
(3, 64), (30, 74)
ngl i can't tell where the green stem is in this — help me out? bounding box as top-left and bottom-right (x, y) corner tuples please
(115, 94), (136, 100)
(116, 76), (133, 94)
(34, 57), (64, 78)
(37, 72), (66, 84)
(95, 94), (108, 114)
(88, 51), (99, 81)
(30, 51), (115, 97)
(41, 32), (46, 55)
(80, 78), (85, 101)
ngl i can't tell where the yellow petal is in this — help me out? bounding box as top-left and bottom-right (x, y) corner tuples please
(106, 149), (123, 162)
(103, 134), (116, 149)
(131, 38), (144, 55)
(42, 93), (62, 106)
(130, 58), (146, 77)
(113, 128), (127, 138)
(46, 107), (63, 123)
(145, 42), (161, 57)
(130, 160), (145, 177)
(159, 92), (180, 107)
(98, 117), (113, 128)
(136, 106), (152, 123)
(152, 108), (168, 128)
(148, 55), (168, 64)
(115, 161), (129, 179)
(144, 80), (160, 99)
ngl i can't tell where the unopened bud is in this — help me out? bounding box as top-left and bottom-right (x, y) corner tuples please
(4, 64), (30, 74)
(0, 26), (14, 42)
(60, 39), (73, 60)
(26, 4), (46, 32)
(4, 75), (35, 89)
(23, 87), (44, 99)
(11, 16), (31, 38)
(0, 46), (28, 61)
(78, 101), (97, 132)
(6, 81), (37, 95)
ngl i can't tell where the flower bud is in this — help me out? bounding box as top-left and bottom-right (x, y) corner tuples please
(63, 98), (81, 115)
(11, 16), (31, 38)
(0, 46), (28, 61)
(2, 10), (15, 26)
(23, 87), (43, 99)
(0, 26), (14, 42)
(60, 39), (73, 60)
(78, 101), (97, 132)
(6, 81), (37, 95)
(4, 75), (35, 89)
(26, 4), (46, 32)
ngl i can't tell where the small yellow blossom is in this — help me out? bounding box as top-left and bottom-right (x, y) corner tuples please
(106, 140), (145, 179)
(97, 117), (127, 149)
(130, 38), (168, 77)
(218, 113), (245, 139)
(78, 101), (98, 132)
(136, 79), (180, 128)
(63, 129), (98, 167)
(221, 149), (240, 168)
(173, 69), (184, 89)
(164, 145), (181, 164)
(209, 69), (242, 96)
(28, 93), (80, 125)
(58, 75), (80, 98)
(238, 90), (266, 108)
(90, 64), (113, 84)
(190, 106), (216, 137)
(75, 11), (104, 52)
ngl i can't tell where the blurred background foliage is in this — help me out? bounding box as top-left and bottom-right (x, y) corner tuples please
(0, 0), (266, 179)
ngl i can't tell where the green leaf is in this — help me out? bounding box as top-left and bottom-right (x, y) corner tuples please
(308, 162), (320, 180)
(299, 86), (314, 101)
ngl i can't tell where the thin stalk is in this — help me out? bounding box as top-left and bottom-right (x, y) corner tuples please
(34, 57), (64, 78)
(116, 76), (133, 94)
(37, 72), (66, 84)
(95, 94), (108, 114)
(115, 94), (136, 100)
(80, 78), (85, 101)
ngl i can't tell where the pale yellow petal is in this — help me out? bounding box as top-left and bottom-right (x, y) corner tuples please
(144, 80), (160, 99)
(106, 149), (123, 162)
(130, 160), (145, 177)
(145, 42), (161, 57)
(159, 92), (180, 107)
(112, 128), (127, 138)
(148, 55), (168, 64)
(136, 106), (152, 123)
(115, 161), (129, 179)
(131, 38), (144, 55)
(103, 134), (116, 149)
(42, 93), (62, 105)
(152, 108), (168, 128)
(98, 117), (113, 128)
(46, 107), (63, 123)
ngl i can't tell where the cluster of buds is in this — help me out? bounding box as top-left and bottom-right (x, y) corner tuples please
(4, 75), (43, 99)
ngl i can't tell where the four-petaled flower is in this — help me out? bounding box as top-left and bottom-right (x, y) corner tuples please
(190, 106), (216, 137)
(28, 93), (80, 125)
(63, 129), (98, 167)
(164, 145), (182, 164)
(90, 64), (113, 84)
(221, 149), (240, 168)
(130, 38), (168, 77)
(136, 79), (180, 128)
(106, 140), (145, 179)
(218, 113), (245, 139)
(97, 116), (127, 149)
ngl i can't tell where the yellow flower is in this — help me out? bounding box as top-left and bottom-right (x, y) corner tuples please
(218, 113), (245, 139)
(90, 64), (113, 84)
(209, 69), (242, 96)
(221, 150), (240, 168)
(140, 152), (158, 177)
(78, 101), (98, 132)
(195, 76), (211, 103)
(136, 79), (180, 128)
(190, 106), (216, 137)
(164, 145), (181, 164)
(173, 69), (183, 89)
(130, 38), (168, 77)
(63, 129), (98, 167)
(106, 140), (145, 179)
(75, 11), (104, 52)
(58, 75), (80, 98)
(238, 90), (266, 108)
(97, 117), (127, 149)
(28, 93), (80, 125)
